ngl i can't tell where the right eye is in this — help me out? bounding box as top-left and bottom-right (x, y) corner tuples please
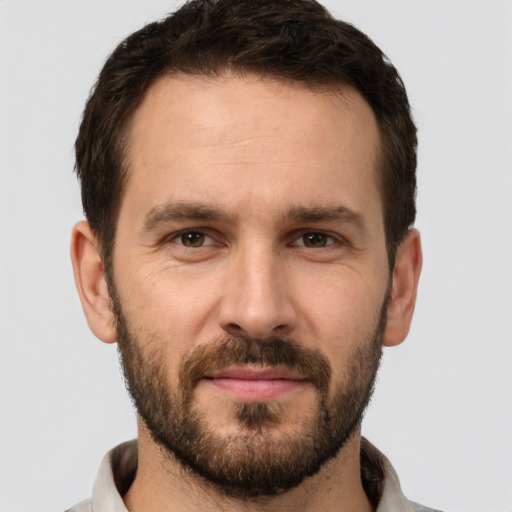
(172, 230), (214, 248)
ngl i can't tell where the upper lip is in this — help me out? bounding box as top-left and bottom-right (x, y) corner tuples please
(207, 366), (306, 381)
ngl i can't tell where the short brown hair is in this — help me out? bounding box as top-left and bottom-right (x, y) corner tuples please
(75, 0), (417, 268)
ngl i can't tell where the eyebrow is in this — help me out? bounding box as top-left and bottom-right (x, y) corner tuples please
(142, 202), (231, 233)
(286, 205), (367, 232)
(141, 201), (366, 233)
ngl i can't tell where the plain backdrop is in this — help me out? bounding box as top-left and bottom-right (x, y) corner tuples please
(1, 1), (511, 511)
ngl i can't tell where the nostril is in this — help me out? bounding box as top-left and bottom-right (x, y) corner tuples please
(217, 290), (297, 339)
(221, 321), (292, 339)
(223, 322), (246, 336)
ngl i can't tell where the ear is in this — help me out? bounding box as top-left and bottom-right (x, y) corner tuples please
(382, 229), (422, 347)
(70, 221), (117, 344)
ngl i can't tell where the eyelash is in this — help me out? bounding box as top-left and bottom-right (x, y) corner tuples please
(167, 229), (343, 249)
(169, 230), (216, 248)
(292, 231), (340, 248)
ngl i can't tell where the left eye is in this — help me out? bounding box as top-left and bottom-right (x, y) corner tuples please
(294, 232), (336, 248)
(173, 231), (213, 248)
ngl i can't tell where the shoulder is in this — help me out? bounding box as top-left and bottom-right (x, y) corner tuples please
(361, 439), (445, 512)
(406, 502), (444, 512)
(64, 497), (93, 512)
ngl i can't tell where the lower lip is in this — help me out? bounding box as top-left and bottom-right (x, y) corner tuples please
(207, 378), (306, 401)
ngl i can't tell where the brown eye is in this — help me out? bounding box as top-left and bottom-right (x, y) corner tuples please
(302, 233), (329, 247)
(180, 231), (206, 247)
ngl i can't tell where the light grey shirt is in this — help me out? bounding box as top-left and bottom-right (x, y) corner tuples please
(67, 439), (441, 512)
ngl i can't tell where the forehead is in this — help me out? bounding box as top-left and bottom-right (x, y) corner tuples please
(122, 73), (383, 226)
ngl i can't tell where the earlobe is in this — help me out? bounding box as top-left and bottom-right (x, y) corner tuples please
(70, 221), (117, 344)
(382, 229), (422, 347)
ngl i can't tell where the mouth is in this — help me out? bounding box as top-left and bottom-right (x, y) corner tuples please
(203, 366), (308, 401)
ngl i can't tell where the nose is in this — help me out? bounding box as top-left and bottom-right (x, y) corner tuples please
(218, 245), (297, 339)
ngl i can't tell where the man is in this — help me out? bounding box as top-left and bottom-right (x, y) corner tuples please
(69, 0), (431, 510)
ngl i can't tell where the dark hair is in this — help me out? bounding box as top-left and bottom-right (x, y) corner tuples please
(75, 0), (417, 269)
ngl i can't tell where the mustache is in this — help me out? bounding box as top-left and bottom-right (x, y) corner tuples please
(179, 336), (332, 395)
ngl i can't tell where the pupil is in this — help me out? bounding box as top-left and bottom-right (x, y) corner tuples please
(182, 232), (204, 247)
(304, 233), (326, 247)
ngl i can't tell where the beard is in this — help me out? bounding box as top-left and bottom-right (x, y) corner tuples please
(111, 287), (387, 499)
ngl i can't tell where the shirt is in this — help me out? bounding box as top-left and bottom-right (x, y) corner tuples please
(66, 438), (442, 512)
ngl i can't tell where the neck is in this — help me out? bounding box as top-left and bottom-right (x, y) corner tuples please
(123, 423), (374, 512)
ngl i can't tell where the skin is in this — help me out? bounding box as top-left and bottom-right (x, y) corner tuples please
(71, 74), (422, 512)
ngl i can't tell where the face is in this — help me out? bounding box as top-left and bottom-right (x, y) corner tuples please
(110, 74), (391, 496)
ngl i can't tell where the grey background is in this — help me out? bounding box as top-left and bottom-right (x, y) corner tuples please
(0, 1), (511, 511)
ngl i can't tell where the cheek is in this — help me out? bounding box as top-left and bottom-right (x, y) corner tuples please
(295, 266), (387, 361)
(117, 263), (222, 347)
